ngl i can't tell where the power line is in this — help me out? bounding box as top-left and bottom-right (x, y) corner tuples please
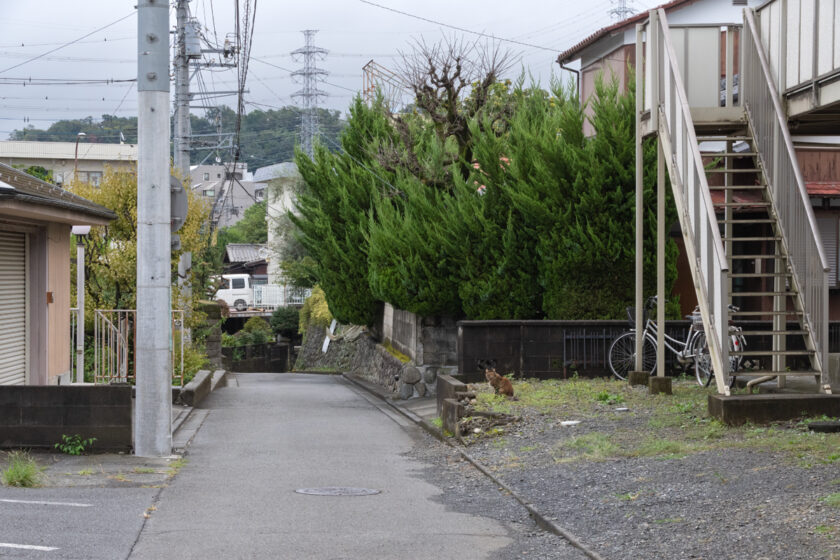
(0, 11), (137, 75)
(357, 0), (557, 53)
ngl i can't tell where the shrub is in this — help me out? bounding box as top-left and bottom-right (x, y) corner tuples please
(1, 451), (42, 487)
(298, 285), (333, 334)
(270, 306), (300, 338)
(242, 316), (272, 335)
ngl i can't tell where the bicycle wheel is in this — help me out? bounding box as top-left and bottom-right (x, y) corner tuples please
(608, 332), (657, 380)
(693, 332), (713, 387)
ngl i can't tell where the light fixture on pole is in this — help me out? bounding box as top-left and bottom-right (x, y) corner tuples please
(73, 132), (86, 181)
(71, 225), (91, 384)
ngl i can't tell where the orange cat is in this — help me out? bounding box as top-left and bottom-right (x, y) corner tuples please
(484, 366), (514, 398)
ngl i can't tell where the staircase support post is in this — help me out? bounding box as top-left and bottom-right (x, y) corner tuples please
(657, 138), (666, 377)
(634, 22), (646, 373)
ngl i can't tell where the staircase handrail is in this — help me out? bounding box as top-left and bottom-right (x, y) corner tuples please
(742, 8), (829, 380)
(650, 8), (730, 393)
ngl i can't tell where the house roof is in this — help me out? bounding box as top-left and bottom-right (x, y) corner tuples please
(252, 162), (299, 183)
(557, 0), (700, 64)
(0, 162), (116, 221)
(0, 140), (137, 162)
(225, 243), (266, 264)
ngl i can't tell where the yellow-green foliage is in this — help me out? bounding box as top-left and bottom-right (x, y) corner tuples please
(382, 340), (410, 363)
(242, 316), (272, 334)
(298, 285), (333, 333)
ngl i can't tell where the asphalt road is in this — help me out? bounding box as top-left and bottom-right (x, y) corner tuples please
(128, 372), (512, 559)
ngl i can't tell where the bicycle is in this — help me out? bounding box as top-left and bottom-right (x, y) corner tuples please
(607, 296), (706, 381)
(607, 296), (748, 386)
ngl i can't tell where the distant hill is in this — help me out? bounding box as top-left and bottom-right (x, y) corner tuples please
(9, 105), (345, 169)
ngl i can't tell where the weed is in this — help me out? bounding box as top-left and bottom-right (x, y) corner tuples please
(555, 432), (619, 462)
(430, 417), (443, 429)
(167, 458), (187, 477)
(815, 525), (834, 535)
(616, 491), (640, 501)
(77, 468), (94, 476)
(654, 517), (684, 524)
(633, 437), (690, 459)
(491, 437), (508, 449)
(821, 493), (840, 508)
(519, 445), (539, 453)
(2, 451), (43, 487)
(55, 434), (96, 456)
(595, 390), (625, 405)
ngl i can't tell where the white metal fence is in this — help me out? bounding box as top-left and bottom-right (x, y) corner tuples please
(252, 284), (311, 309)
(93, 309), (185, 386)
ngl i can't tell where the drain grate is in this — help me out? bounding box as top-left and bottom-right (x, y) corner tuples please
(295, 486), (381, 496)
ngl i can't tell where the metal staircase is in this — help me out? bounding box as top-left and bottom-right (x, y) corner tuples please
(641, 8), (830, 395)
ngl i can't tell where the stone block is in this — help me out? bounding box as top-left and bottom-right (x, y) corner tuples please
(401, 365), (422, 385)
(398, 381), (415, 400)
(416, 382), (426, 397)
(709, 393), (840, 426)
(441, 398), (464, 436)
(648, 376), (672, 395)
(423, 367), (438, 384)
(181, 369), (213, 407)
(436, 374), (467, 418)
(628, 371), (650, 387)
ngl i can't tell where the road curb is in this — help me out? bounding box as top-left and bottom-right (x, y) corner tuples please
(340, 372), (606, 560)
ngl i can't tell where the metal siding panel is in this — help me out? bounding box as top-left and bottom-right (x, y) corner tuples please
(0, 231), (26, 385)
(818, 215), (838, 286)
(800, 0), (815, 81)
(787, 0), (801, 89)
(818, 0), (834, 75)
(684, 28), (721, 108)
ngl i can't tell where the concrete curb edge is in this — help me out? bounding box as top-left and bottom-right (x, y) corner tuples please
(340, 372), (605, 560)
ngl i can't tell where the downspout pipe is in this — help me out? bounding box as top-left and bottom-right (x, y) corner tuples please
(558, 60), (580, 101)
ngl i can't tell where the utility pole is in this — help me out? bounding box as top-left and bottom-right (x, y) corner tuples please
(291, 30), (328, 158)
(135, 0), (172, 458)
(609, 0), (635, 21)
(173, 0), (192, 181)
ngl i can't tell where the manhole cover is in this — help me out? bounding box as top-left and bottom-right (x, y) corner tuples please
(295, 487), (381, 496)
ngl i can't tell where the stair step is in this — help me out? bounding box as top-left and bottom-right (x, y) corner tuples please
(705, 168), (762, 173)
(714, 202), (770, 207)
(728, 254), (786, 259)
(727, 272), (791, 278)
(719, 220), (775, 224)
(721, 236), (781, 241)
(730, 310), (803, 316)
(708, 185), (766, 189)
(729, 371), (819, 378)
(737, 330), (808, 336)
(698, 151), (758, 157)
(731, 350), (814, 356)
(697, 135), (753, 141)
(732, 291), (791, 296)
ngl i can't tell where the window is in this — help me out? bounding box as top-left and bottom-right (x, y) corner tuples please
(256, 189), (265, 200)
(217, 173), (221, 178)
(231, 278), (245, 289)
(203, 172), (210, 180)
(218, 278), (230, 290)
(76, 171), (89, 183)
(89, 171), (103, 187)
(204, 189), (215, 197)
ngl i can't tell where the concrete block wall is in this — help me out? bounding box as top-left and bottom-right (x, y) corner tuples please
(0, 386), (132, 450)
(382, 303), (457, 367)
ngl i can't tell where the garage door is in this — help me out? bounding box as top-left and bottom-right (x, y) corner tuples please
(0, 231), (26, 385)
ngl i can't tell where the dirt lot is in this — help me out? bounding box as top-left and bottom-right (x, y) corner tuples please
(452, 377), (840, 559)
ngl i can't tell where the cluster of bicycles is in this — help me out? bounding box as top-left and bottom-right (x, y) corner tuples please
(607, 296), (747, 386)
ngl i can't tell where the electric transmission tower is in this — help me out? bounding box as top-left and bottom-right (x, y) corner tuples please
(291, 30), (329, 158)
(609, 0), (636, 21)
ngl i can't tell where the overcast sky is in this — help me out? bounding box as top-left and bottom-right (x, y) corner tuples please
(0, 0), (657, 141)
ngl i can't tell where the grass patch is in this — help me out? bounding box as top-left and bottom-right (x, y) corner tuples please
(821, 493), (840, 508)
(632, 437), (691, 459)
(2, 451), (43, 487)
(430, 417), (443, 429)
(554, 432), (619, 462)
(77, 469), (94, 476)
(167, 458), (187, 477)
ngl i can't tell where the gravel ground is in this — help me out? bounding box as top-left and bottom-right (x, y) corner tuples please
(460, 406), (840, 560)
(405, 431), (589, 560)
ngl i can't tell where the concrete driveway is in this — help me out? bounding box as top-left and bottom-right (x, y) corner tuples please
(129, 372), (511, 559)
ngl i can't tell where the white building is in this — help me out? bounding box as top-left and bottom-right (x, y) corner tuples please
(0, 140), (137, 187)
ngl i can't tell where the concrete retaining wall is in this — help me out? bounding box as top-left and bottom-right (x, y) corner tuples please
(0, 385), (132, 451)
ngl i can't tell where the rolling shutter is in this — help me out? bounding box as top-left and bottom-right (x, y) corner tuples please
(0, 231), (26, 385)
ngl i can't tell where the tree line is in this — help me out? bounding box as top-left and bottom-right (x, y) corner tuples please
(289, 41), (679, 324)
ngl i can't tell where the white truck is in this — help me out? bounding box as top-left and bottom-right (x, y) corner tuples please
(214, 273), (311, 311)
